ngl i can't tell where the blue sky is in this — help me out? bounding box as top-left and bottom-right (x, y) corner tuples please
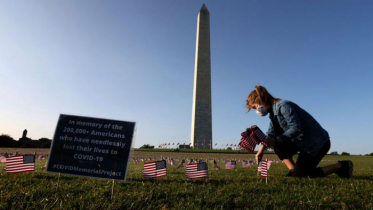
(1, 1), (372, 155)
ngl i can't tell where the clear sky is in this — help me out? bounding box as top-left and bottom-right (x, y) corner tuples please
(1, 1), (372, 155)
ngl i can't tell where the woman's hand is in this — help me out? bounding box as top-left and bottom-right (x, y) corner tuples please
(262, 138), (276, 147)
(255, 150), (264, 164)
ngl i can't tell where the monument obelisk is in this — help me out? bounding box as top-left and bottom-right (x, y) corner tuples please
(191, 4), (212, 150)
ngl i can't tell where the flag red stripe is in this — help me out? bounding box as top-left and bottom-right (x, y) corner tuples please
(6, 155), (35, 173)
(185, 164), (208, 179)
(143, 162), (167, 178)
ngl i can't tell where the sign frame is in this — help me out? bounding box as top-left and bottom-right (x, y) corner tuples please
(46, 114), (137, 181)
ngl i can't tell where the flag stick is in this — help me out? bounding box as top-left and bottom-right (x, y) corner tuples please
(111, 179), (115, 200)
(266, 158), (268, 185)
(33, 151), (36, 175)
(56, 172), (61, 191)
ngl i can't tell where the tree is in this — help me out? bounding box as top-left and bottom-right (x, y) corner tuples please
(140, 144), (154, 149)
(0, 134), (16, 147)
(330, 151), (339, 155)
(341, 152), (350, 155)
(38, 138), (52, 148)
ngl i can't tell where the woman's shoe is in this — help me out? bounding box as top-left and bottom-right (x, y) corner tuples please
(336, 160), (353, 178)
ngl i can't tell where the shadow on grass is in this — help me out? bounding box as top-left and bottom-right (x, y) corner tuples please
(354, 175), (373, 181)
(125, 177), (261, 186)
(169, 171), (184, 175)
(33, 173), (79, 181)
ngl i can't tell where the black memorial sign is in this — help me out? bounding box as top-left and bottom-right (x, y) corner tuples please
(46, 114), (136, 180)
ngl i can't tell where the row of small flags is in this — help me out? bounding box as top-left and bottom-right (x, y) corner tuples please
(144, 160), (209, 179)
(0, 154), (274, 179)
(160, 126), (268, 149)
(132, 157), (270, 164)
(159, 143), (245, 148)
(1, 154), (47, 161)
(132, 157), (278, 167)
(0, 154), (48, 174)
(142, 158), (276, 179)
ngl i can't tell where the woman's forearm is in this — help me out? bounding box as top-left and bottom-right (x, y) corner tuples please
(258, 145), (266, 153)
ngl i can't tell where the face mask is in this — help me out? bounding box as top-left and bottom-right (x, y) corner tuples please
(255, 105), (268, 116)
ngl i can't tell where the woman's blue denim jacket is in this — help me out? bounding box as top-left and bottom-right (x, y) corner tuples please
(266, 100), (330, 156)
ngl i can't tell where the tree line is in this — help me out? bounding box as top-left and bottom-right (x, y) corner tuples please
(0, 134), (51, 148)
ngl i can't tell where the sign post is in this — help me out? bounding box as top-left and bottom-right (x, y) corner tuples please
(47, 114), (136, 181)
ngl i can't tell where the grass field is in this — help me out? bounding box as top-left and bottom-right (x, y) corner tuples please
(1, 149), (372, 209)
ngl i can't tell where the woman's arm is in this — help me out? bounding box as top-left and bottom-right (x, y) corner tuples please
(255, 145), (266, 164)
(266, 121), (275, 138)
(277, 102), (303, 142)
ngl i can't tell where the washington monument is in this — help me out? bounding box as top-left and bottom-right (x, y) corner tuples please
(190, 4), (212, 149)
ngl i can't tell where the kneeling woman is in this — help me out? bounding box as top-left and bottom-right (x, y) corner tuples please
(246, 85), (353, 178)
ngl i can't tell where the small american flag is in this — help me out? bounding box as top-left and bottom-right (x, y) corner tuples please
(186, 162), (208, 179)
(242, 160), (250, 168)
(143, 160), (167, 178)
(267, 160), (272, 170)
(0, 156), (6, 163)
(261, 160), (268, 177)
(239, 126), (266, 153)
(38, 155), (46, 160)
(177, 159), (185, 169)
(213, 160), (220, 170)
(254, 126), (266, 142)
(258, 160), (262, 173)
(226, 160), (237, 170)
(6, 155), (35, 174)
(170, 158), (175, 166)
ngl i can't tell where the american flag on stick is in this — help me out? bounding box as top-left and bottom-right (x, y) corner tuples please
(143, 160), (167, 178)
(177, 159), (185, 169)
(186, 162), (208, 179)
(6, 155), (35, 174)
(261, 160), (268, 178)
(258, 160), (262, 173)
(226, 160), (237, 170)
(170, 158), (175, 166)
(0, 156), (6, 163)
(213, 160), (220, 170)
(267, 160), (272, 170)
(239, 125), (266, 153)
(242, 160), (250, 168)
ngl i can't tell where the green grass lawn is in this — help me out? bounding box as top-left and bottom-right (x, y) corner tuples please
(0, 152), (372, 209)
